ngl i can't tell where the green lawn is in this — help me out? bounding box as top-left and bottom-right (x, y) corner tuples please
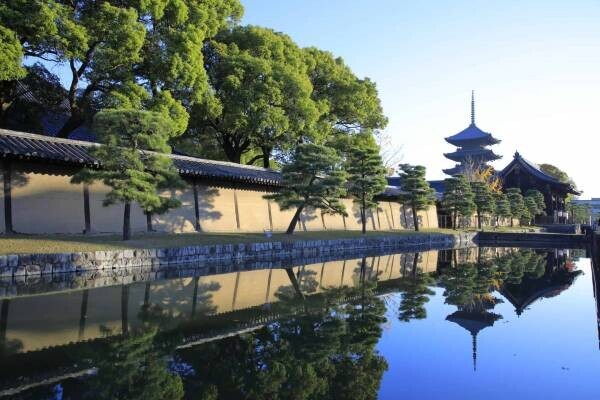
(0, 229), (458, 255)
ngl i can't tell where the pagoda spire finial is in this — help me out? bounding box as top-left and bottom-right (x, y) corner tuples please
(471, 90), (475, 125)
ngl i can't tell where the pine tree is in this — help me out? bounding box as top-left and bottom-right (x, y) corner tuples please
(442, 175), (475, 229)
(72, 110), (185, 240)
(470, 181), (494, 230)
(346, 135), (387, 234)
(397, 164), (436, 232)
(492, 192), (512, 226)
(506, 188), (526, 227)
(524, 196), (539, 226)
(266, 143), (347, 234)
(525, 189), (546, 215)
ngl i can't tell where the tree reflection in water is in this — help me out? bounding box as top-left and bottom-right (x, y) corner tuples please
(0, 248), (583, 399)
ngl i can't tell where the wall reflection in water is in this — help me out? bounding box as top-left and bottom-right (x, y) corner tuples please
(0, 247), (585, 399)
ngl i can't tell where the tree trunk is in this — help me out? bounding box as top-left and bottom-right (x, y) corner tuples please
(123, 202), (131, 241)
(511, 217), (514, 227)
(477, 210), (482, 230)
(262, 146), (272, 169)
(56, 113), (84, 139)
(146, 212), (153, 232)
(412, 252), (420, 277)
(285, 268), (305, 299)
(361, 202), (367, 235)
(286, 205), (304, 234)
(121, 285), (129, 335)
(453, 211), (457, 230)
(413, 207), (419, 231)
(78, 290), (89, 340)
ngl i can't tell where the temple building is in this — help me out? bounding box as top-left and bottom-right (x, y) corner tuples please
(498, 152), (580, 223)
(443, 92), (501, 176)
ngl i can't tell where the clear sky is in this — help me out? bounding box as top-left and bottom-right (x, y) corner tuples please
(242, 0), (600, 197)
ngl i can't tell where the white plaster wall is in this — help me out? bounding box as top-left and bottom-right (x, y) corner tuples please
(88, 182), (147, 234)
(236, 189), (272, 232)
(11, 168), (85, 234)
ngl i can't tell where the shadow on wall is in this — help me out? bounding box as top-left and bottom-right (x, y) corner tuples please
(153, 185), (222, 233)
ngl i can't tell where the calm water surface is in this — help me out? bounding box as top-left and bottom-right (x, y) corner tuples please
(0, 247), (598, 399)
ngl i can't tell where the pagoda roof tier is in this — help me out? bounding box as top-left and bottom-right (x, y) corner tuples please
(445, 91), (500, 146)
(444, 147), (502, 162)
(445, 124), (501, 147)
(442, 165), (464, 176)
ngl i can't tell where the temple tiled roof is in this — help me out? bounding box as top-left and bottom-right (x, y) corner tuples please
(498, 151), (579, 194)
(0, 129), (283, 187)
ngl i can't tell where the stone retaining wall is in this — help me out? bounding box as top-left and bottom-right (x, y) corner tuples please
(0, 232), (476, 281)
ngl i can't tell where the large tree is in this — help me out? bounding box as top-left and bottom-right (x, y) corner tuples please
(470, 181), (494, 230)
(506, 188), (526, 227)
(72, 110), (184, 240)
(441, 175), (475, 229)
(397, 164), (435, 232)
(346, 134), (387, 234)
(1, 0), (243, 138)
(266, 143), (347, 234)
(185, 25), (318, 166)
(304, 47), (387, 137)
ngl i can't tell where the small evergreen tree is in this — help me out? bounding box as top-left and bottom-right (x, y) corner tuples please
(524, 196), (539, 226)
(72, 110), (184, 240)
(266, 143), (347, 234)
(525, 189), (546, 217)
(346, 135), (387, 234)
(470, 181), (495, 230)
(506, 188), (526, 227)
(397, 164), (435, 232)
(441, 175), (475, 229)
(493, 192), (512, 226)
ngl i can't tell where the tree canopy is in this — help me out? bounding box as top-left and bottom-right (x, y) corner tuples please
(346, 134), (387, 234)
(470, 181), (494, 229)
(0, 0), (243, 138)
(506, 188), (526, 227)
(72, 109), (184, 240)
(442, 175), (475, 229)
(397, 164), (435, 231)
(266, 143), (347, 234)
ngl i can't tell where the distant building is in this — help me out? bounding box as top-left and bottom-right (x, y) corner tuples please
(498, 152), (580, 223)
(443, 91), (501, 176)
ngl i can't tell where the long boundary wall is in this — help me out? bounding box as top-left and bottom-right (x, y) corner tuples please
(1, 161), (438, 235)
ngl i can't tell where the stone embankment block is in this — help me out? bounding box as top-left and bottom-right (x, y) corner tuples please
(0, 232), (476, 281)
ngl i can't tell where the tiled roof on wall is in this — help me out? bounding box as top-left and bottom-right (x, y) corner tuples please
(0, 129), (282, 187)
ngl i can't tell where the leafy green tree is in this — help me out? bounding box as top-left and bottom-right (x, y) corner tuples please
(266, 143), (347, 234)
(0, 25), (25, 81)
(397, 164), (435, 231)
(506, 188), (526, 227)
(442, 175), (475, 229)
(1, 0), (243, 138)
(492, 192), (512, 226)
(470, 181), (494, 230)
(186, 25), (318, 166)
(72, 110), (184, 240)
(304, 47), (388, 137)
(346, 134), (387, 234)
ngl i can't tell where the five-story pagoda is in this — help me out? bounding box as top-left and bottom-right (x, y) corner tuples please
(443, 92), (501, 176)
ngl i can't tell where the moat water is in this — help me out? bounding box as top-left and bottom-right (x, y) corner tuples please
(0, 247), (598, 399)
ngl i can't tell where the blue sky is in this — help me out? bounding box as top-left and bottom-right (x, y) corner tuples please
(242, 0), (600, 196)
